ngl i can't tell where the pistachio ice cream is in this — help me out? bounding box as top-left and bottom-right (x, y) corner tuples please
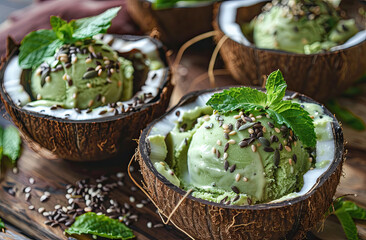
(147, 71), (335, 205)
(30, 40), (134, 109)
(243, 0), (358, 54)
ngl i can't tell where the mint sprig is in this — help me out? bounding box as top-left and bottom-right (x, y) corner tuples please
(18, 7), (121, 69)
(65, 212), (134, 239)
(325, 197), (366, 240)
(206, 70), (316, 147)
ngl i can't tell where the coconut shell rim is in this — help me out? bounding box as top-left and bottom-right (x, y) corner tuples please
(138, 86), (344, 210)
(215, 0), (366, 57)
(0, 34), (172, 124)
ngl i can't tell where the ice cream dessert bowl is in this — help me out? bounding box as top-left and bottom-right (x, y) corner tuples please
(136, 70), (344, 239)
(0, 8), (173, 161)
(214, 0), (366, 101)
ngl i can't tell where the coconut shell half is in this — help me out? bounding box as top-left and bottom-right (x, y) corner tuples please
(127, 0), (214, 48)
(213, 0), (366, 101)
(136, 87), (344, 239)
(0, 35), (173, 161)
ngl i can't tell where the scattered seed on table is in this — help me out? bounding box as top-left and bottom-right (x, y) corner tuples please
(29, 178), (35, 184)
(129, 196), (135, 203)
(136, 204), (144, 208)
(147, 222), (153, 228)
(28, 205), (35, 210)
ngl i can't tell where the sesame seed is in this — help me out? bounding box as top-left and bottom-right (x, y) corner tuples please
(288, 158), (293, 165)
(228, 139), (236, 145)
(251, 145), (257, 152)
(98, 69), (103, 76)
(262, 126), (267, 133)
(36, 94), (42, 100)
(84, 207), (92, 212)
(224, 160), (229, 171)
(217, 140), (222, 146)
(147, 222), (152, 228)
(241, 115), (246, 122)
(101, 96), (106, 104)
(85, 58), (92, 64)
(95, 65), (102, 71)
(229, 131), (237, 136)
(235, 173), (241, 182)
(248, 128), (254, 134)
(212, 147), (216, 154)
(285, 146), (292, 152)
(136, 203), (144, 208)
(256, 115), (262, 119)
(29, 205), (35, 210)
(36, 68), (42, 76)
(229, 164), (236, 173)
(231, 186), (240, 194)
(86, 83), (92, 88)
(203, 115), (210, 121)
(308, 157), (313, 163)
(234, 115), (241, 119)
(38, 207), (45, 214)
(243, 177), (248, 182)
(223, 153), (228, 160)
(222, 124), (229, 130)
(29, 178), (35, 184)
(223, 129), (230, 133)
(88, 99), (94, 107)
(274, 128), (281, 133)
(129, 196), (135, 203)
(268, 122), (274, 128)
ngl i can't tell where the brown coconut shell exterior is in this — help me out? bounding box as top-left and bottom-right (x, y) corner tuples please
(213, 0), (366, 101)
(0, 36), (173, 161)
(127, 0), (214, 48)
(136, 88), (345, 239)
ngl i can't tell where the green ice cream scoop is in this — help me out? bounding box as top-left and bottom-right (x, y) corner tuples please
(30, 40), (134, 109)
(248, 0), (358, 54)
(187, 110), (312, 203)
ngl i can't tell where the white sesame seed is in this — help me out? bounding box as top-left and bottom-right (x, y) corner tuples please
(116, 172), (124, 178)
(235, 173), (241, 182)
(44, 191), (50, 196)
(45, 76), (51, 83)
(243, 177), (248, 182)
(275, 128), (281, 133)
(229, 131), (237, 136)
(88, 99), (94, 107)
(67, 188), (73, 194)
(285, 146), (292, 152)
(24, 187), (31, 193)
(68, 198), (74, 204)
(251, 145), (257, 152)
(36, 94), (42, 100)
(84, 207), (92, 212)
(95, 65), (102, 71)
(147, 222), (152, 228)
(43, 212), (50, 217)
(98, 69), (103, 76)
(54, 205), (61, 210)
(72, 56), (78, 64)
(12, 167), (18, 174)
(249, 114), (254, 118)
(110, 69), (114, 74)
(62, 207), (68, 213)
(251, 117), (256, 122)
(228, 139), (236, 144)
(86, 83), (92, 88)
(289, 159), (293, 165)
(107, 209), (113, 213)
(129, 196), (136, 203)
(203, 115), (210, 121)
(29, 178), (35, 185)
(101, 96), (106, 104)
(97, 212), (103, 215)
(211, 147), (216, 154)
(223, 153), (228, 160)
(28, 205), (35, 210)
(223, 129), (230, 133)
(216, 140), (222, 146)
(38, 207), (45, 213)
(256, 115), (262, 119)
(104, 60), (110, 65)
(222, 124), (229, 130)
(234, 115), (241, 119)
(241, 115), (246, 122)
(136, 203), (144, 208)
(72, 93), (77, 99)
(36, 68), (42, 76)
(88, 45), (95, 53)
(262, 126), (267, 133)
(248, 128), (254, 134)
(308, 157), (313, 163)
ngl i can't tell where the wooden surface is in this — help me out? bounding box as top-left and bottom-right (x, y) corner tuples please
(0, 44), (365, 240)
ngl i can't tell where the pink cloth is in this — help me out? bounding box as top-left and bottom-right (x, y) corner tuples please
(0, 0), (141, 58)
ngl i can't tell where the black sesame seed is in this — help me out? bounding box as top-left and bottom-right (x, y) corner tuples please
(274, 149), (280, 167)
(292, 154), (297, 163)
(279, 143), (283, 151)
(247, 197), (252, 205)
(224, 133), (229, 140)
(233, 195), (240, 202)
(175, 111), (180, 117)
(216, 149), (221, 158)
(228, 123), (233, 131)
(270, 135), (279, 143)
(224, 160), (229, 171)
(239, 141), (248, 148)
(263, 147), (274, 152)
(268, 122), (274, 128)
(224, 142), (230, 152)
(229, 164), (236, 173)
(280, 125), (288, 133)
(231, 186), (240, 194)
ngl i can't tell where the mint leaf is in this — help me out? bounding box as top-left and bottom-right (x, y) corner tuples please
(206, 87), (266, 114)
(19, 30), (63, 69)
(334, 210), (359, 240)
(206, 70), (316, 147)
(65, 212), (134, 239)
(3, 126), (22, 164)
(326, 99), (365, 131)
(265, 70), (287, 107)
(72, 7), (121, 40)
(50, 16), (74, 42)
(269, 101), (316, 147)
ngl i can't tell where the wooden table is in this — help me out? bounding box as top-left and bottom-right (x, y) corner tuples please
(0, 42), (365, 240)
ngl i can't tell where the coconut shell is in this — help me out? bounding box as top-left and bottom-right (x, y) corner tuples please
(136, 88), (344, 239)
(0, 36), (173, 161)
(213, 0), (366, 101)
(126, 0), (214, 48)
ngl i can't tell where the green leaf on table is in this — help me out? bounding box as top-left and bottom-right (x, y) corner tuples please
(72, 7), (121, 40)
(18, 30), (63, 69)
(0, 217), (5, 231)
(65, 212), (134, 239)
(3, 126), (22, 164)
(334, 210), (359, 240)
(326, 99), (365, 131)
(206, 70), (316, 147)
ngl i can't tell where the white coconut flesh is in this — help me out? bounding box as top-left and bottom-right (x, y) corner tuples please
(218, 0), (366, 51)
(148, 92), (336, 203)
(3, 35), (168, 120)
